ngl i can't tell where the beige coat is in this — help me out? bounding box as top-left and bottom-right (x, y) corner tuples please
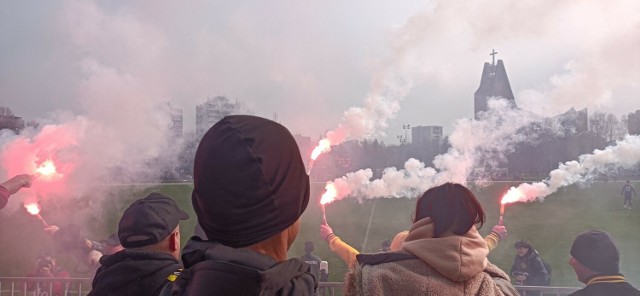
(344, 218), (519, 296)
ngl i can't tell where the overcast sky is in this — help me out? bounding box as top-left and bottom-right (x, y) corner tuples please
(1, 0), (638, 144)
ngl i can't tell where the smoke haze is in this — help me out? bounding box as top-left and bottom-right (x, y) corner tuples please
(0, 0), (637, 218)
(510, 135), (640, 203)
(328, 99), (547, 201)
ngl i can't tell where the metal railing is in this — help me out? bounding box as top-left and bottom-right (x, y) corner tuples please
(516, 285), (580, 296)
(0, 278), (580, 296)
(0, 277), (92, 296)
(315, 282), (581, 296)
(317, 282), (343, 296)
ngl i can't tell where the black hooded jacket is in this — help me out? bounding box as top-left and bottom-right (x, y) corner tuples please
(88, 250), (181, 296)
(169, 238), (316, 296)
(510, 248), (550, 286)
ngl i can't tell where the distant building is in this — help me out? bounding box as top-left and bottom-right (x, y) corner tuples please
(474, 50), (517, 119)
(293, 134), (312, 168)
(0, 106), (25, 134)
(550, 107), (589, 134)
(629, 110), (640, 135)
(412, 125), (443, 147)
(195, 96), (240, 138)
(169, 106), (183, 138)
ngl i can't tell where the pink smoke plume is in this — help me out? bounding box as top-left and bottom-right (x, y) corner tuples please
(1, 120), (86, 202)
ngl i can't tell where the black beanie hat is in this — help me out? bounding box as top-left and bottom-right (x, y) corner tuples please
(570, 230), (620, 274)
(192, 115), (310, 248)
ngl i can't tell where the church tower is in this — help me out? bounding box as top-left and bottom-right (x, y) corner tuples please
(474, 50), (517, 119)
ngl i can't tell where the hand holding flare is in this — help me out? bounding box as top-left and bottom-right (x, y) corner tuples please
(319, 183), (337, 241)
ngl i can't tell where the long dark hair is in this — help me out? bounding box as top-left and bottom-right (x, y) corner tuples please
(414, 183), (485, 238)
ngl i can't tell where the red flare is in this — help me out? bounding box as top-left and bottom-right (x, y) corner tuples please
(35, 159), (57, 177)
(25, 202), (41, 215)
(501, 187), (524, 205)
(320, 183), (337, 205)
(311, 139), (331, 161)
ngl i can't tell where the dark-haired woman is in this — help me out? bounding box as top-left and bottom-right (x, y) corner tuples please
(344, 183), (518, 296)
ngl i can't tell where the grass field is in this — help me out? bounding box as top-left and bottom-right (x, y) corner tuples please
(1, 181), (639, 289)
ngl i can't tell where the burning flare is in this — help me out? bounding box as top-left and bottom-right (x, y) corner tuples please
(24, 202), (41, 215)
(320, 183), (337, 205)
(498, 187), (526, 226)
(311, 139), (331, 161)
(35, 159), (57, 177)
(24, 202), (49, 227)
(501, 187), (525, 205)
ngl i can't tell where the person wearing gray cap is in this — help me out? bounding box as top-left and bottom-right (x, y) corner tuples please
(88, 192), (189, 296)
(568, 230), (640, 296)
(167, 115), (316, 296)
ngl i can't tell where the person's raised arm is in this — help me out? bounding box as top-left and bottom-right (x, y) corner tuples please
(1, 174), (33, 194)
(0, 174), (33, 209)
(485, 225), (507, 252)
(321, 220), (359, 268)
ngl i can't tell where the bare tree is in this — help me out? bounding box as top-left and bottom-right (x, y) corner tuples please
(589, 111), (606, 139)
(604, 113), (619, 142)
(590, 112), (626, 142)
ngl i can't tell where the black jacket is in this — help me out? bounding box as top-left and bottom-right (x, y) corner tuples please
(510, 249), (550, 286)
(169, 238), (316, 296)
(569, 275), (640, 296)
(89, 250), (181, 296)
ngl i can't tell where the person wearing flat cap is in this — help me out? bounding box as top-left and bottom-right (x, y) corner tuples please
(167, 115), (316, 296)
(568, 230), (640, 296)
(88, 192), (189, 296)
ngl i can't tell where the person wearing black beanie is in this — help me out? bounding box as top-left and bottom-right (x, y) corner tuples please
(167, 115), (316, 296)
(568, 230), (640, 296)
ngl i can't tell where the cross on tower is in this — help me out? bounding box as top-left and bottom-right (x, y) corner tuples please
(490, 49), (498, 66)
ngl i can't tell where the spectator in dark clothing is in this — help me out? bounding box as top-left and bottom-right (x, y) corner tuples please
(510, 240), (550, 287)
(379, 240), (391, 252)
(99, 233), (124, 255)
(621, 180), (637, 209)
(569, 230), (640, 296)
(88, 192), (189, 296)
(301, 241), (323, 280)
(51, 224), (105, 275)
(27, 252), (70, 296)
(168, 115), (316, 296)
(0, 174), (33, 209)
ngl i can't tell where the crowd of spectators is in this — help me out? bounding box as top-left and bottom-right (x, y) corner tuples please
(2, 115), (639, 295)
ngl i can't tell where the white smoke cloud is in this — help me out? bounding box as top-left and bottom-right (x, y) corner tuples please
(328, 98), (545, 201)
(510, 135), (640, 202)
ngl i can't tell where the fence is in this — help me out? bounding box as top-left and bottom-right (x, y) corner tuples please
(516, 285), (581, 296)
(315, 282), (581, 296)
(0, 277), (580, 296)
(0, 277), (91, 296)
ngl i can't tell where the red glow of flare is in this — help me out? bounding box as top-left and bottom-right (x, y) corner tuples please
(24, 202), (41, 215)
(501, 187), (524, 205)
(35, 159), (57, 177)
(311, 139), (331, 160)
(320, 183), (337, 205)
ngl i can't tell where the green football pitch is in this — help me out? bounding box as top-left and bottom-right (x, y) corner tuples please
(1, 181), (638, 288)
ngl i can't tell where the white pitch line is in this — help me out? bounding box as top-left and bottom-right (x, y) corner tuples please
(360, 199), (377, 252)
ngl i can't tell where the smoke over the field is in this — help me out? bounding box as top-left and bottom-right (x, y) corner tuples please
(506, 135), (640, 203)
(327, 99), (548, 202)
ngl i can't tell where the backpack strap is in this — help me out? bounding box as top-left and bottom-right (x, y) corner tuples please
(156, 269), (182, 296)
